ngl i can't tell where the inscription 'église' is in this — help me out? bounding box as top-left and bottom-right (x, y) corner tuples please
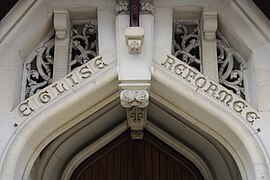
(18, 56), (108, 116)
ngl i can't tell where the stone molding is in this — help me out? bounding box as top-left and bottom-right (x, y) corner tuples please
(61, 122), (214, 180)
(61, 122), (128, 180)
(155, 49), (261, 132)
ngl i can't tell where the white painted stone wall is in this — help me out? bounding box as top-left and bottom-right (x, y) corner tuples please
(0, 0), (270, 179)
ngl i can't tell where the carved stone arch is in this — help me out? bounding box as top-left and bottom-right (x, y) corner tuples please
(1, 1), (270, 180)
(0, 60), (269, 179)
(0, 50), (269, 179)
(150, 59), (269, 179)
(0, 55), (118, 180)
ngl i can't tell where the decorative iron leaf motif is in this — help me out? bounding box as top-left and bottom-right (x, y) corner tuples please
(173, 21), (201, 71)
(217, 39), (246, 99)
(70, 22), (98, 71)
(24, 36), (55, 99)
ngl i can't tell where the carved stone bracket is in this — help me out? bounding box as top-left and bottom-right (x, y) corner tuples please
(53, 9), (71, 82)
(201, 10), (217, 42)
(54, 9), (70, 40)
(125, 27), (144, 54)
(120, 89), (149, 139)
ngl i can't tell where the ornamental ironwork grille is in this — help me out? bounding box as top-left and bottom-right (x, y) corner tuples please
(22, 21), (98, 100)
(173, 21), (202, 72)
(22, 31), (55, 100)
(216, 33), (247, 99)
(70, 21), (98, 71)
(172, 20), (247, 100)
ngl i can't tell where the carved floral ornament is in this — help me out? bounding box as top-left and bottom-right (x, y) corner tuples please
(120, 90), (149, 108)
(115, 0), (155, 15)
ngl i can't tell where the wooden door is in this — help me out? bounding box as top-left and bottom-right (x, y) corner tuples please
(71, 131), (203, 180)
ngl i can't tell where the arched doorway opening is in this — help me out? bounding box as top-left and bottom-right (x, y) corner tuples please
(71, 130), (203, 180)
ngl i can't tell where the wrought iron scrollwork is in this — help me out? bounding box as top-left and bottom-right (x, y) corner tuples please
(217, 39), (246, 99)
(173, 21), (201, 71)
(70, 22), (98, 71)
(24, 37), (55, 99)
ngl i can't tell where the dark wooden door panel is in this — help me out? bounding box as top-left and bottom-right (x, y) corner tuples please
(71, 131), (203, 180)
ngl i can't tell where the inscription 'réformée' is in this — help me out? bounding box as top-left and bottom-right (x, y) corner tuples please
(18, 56), (108, 116)
(161, 55), (260, 126)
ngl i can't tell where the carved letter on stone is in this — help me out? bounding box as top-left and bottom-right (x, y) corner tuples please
(94, 57), (108, 69)
(19, 101), (34, 116)
(38, 91), (52, 104)
(246, 112), (260, 124)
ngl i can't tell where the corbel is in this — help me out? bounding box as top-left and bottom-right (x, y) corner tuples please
(54, 9), (70, 40)
(52, 9), (71, 82)
(200, 8), (219, 82)
(125, 27), (144, 54)
(201, 10), (217, 42)
(120, 83), (150, 139)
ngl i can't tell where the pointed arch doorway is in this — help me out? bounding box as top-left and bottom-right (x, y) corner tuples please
(71, 130), (203, 180)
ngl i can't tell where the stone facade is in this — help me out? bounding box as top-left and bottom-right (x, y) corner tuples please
(0, 0), (270, 179)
